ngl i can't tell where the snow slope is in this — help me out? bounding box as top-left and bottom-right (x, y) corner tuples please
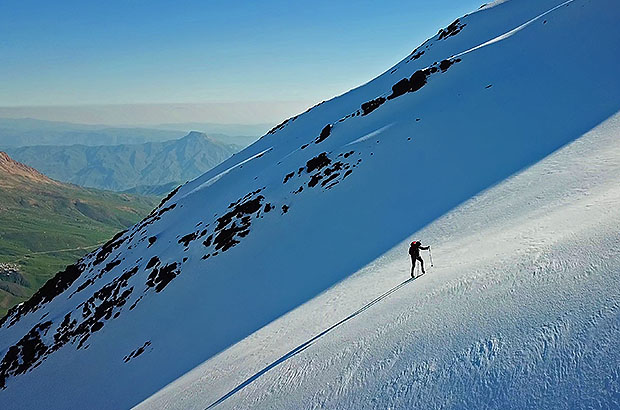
(1, 0), (619, 408)
(140, 110), (620, 410)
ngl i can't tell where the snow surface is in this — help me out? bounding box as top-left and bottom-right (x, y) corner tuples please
(140, 110), (620, 410)
(0, 0), (619, 408)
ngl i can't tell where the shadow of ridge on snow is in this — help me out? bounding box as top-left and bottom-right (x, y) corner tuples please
(206, 276), (420, 409)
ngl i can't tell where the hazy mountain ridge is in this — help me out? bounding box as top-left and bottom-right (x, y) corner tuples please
(0, 118), (184, 147)
(0, 117), (266, 148)
(6, 132), (241, 193)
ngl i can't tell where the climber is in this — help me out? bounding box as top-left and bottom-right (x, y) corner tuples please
(409, 240), (430, 278)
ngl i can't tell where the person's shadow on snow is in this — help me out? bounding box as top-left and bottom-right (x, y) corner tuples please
(206, 276), (421, 409)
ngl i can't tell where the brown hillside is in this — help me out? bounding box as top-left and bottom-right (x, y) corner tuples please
(0, 151), (60, 188)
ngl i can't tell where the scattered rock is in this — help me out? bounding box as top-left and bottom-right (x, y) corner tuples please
(315, 124), (332, 144)
(361, 97), (386, 115)
(306, 153), (331, 173)
(94, 230), (127, 266)
(178, 232), (198, 248)
(410, 49), (424, 60)
(145, 256), (160, 270)
(157, 185), (181, 209)
(308, 173), (323, 188)
(123, 341), (152, 363)
(283, 172), (294, 184)
(0, 321), (52, 389)
(438, 18), (466, 40)
(388, 70), (428, 100)
(146, 263), (179, 293)
(1, 264), (84, 328)
(267, 115), (299, 135)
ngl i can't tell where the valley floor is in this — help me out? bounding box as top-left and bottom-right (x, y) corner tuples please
(138, 113), (620, 409)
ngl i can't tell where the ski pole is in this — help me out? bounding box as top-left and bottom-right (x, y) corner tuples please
(429, 247), (434, 267)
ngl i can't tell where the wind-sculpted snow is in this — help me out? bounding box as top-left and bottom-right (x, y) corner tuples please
(0, 0), (619, 408)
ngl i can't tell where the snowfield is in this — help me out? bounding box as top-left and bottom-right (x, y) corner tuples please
(0, 0), (619, 409)
(141, 112), (620, 410)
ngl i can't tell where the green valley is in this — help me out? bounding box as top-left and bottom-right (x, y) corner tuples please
(0, 152), (159, 317)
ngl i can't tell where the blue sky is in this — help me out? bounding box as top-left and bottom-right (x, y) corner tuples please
(0, 0), (482, 123)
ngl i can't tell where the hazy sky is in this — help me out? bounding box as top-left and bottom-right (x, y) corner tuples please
(0, 0), (482, 124)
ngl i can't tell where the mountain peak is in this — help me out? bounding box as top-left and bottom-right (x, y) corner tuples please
(178, 131), (228, 147)
(0, 151), (59, 186)
(182, 130), (208, 140)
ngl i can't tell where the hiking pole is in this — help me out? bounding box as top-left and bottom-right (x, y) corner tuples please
(429, 247), (434, 267)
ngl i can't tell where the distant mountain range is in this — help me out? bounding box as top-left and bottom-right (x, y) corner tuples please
(0, 118), (184, 147)
(6, 131), (242, 193)
(0, 152), (158, 317)
(0, 117), (265, 147)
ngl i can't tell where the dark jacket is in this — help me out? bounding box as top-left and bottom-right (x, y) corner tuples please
(409, 242), (429, 258)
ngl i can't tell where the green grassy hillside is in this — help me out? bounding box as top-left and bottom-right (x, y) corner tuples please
(0, 154), (159, 317)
